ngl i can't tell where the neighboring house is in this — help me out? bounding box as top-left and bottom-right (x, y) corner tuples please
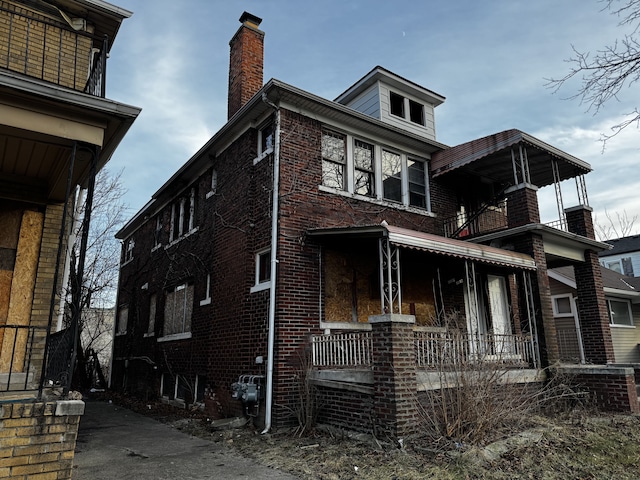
(112, 12), (637, 438)
(550, 266), (640, 364)
(0, 1), (140, 478)
(599, 234), (640, 277)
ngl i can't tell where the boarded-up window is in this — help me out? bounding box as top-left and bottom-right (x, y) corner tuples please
(147, 294), (156, 335)
(164, 283), (194, 335)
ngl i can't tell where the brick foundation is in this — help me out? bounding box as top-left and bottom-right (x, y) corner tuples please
(0, 400), (84, 479)
(558, 365), (639, 413)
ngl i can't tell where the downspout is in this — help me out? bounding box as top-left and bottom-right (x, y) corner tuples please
(262, 93), (280, 434)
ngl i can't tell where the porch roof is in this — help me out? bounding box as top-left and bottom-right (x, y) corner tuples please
(431, 129), (591, 187)
(307, 223), (536, 270)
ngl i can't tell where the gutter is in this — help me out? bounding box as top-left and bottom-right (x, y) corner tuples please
(262, 93), (280, 434)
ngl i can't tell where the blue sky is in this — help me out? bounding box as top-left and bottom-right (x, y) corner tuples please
(105, 0), (639, 234)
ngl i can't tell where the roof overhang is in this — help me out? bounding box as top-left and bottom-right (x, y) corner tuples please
(307, 223), (536, 270)
(0, 70), (140, 203)
(473, 224), (611, 268)
(431, 129), (591, 188)
(117, 78), (448, 238)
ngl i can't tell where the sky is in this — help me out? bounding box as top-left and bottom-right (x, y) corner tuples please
(104, 0), (640, 237)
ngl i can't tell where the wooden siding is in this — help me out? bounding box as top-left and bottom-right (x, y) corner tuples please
(611, 303), (640, 363)
(378, 83), (436, 140)
(343, 82), (380, 118)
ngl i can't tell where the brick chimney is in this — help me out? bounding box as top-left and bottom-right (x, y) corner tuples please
(228, 12), (264, 119)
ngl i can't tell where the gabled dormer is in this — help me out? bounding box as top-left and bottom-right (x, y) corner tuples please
(335, 66), (445, 141)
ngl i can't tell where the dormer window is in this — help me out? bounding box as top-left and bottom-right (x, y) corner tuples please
(389, 91), (425, 126)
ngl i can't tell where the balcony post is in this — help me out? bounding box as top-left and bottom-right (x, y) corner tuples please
(369, 313), (417, 439)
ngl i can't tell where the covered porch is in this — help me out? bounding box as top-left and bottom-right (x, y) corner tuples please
(308, 223), (541, 373)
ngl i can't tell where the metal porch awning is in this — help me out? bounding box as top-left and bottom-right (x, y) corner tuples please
(307, 223), (536, 270)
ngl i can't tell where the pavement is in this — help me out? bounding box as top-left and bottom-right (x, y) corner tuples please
(72, 401), (299, 480)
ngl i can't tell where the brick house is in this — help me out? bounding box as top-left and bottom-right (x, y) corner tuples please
(112, 12), (637, 437)
(0, 0), (139, 477)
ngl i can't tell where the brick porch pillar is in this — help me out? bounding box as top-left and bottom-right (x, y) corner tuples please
(506, 184), (558, 364)
(565, 205), (615, 364)
(506, 183), (540, 228)
(369, 314), (417, 440)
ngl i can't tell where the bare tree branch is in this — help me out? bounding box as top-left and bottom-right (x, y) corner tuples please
(546, 0), (640, 145)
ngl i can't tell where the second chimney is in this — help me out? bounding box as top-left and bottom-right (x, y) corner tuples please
(228, 12), (264, 119)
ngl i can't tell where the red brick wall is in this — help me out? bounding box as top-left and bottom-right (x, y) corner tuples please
(573, 371), (639, 413)
(228, 21), (264, 119)
(506, 185), (540, 227)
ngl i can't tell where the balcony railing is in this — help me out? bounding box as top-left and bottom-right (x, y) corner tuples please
(0, 4), (108, 97)
(443, 200), (508, 239)
(312, 331), (372, 368)
(414, 330), (538, 369)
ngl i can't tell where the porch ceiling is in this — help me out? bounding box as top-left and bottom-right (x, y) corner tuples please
(431, 129), (591, 188)
(307, 223), (536, 270)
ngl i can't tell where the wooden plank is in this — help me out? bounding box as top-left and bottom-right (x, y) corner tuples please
(0, 210), (44, 372)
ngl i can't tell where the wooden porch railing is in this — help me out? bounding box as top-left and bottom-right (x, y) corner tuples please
(311, 331), (372, 368)
(414, 330), (538, 369)
(310, 329), (538, 369)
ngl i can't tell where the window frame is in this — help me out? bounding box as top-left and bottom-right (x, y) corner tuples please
(116, 305), (128, 336)
(552, 294), (575, 318)
(321, 129), (347, 191)
(607, 298), (634, 327)
(250, 249), (272, 293)
(123, 237), (134, 264)
(389, 91), (426, 126)
(159, 282), (194, 341)
(319, 127), (432, 214)
(145, 293), (157, 337)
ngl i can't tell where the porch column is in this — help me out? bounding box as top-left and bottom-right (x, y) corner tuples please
(565, 206), (615, 364)
(369, 314), (417, 440)
(511, 233), (559, 365)
(505, 184), (540, 228)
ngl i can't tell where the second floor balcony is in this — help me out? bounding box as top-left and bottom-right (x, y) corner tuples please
(0, 2), (108, 97)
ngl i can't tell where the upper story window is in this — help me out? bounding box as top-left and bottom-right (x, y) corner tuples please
(389, 91), (425, 126)
(123, 237), (134, 263)
(116, 305), (128, 335)
(255, 121), (275, 164)
(603, 257), (634, 277)
(354, 140), (375, 197)
(169, 187), (197, 243)
(154, 216), (163, 248)
(320, 127), (431, 212)
(321, 130), (346, 190)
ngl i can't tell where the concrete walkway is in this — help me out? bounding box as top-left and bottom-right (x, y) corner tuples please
(72, 401), (299, 480)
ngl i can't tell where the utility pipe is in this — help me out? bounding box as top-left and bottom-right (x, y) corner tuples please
(262, 93), (281, 434)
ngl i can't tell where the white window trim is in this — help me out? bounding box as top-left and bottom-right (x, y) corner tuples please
(552, 294), (576, 318)
(320, 129), (432, 213)
(200, 274), (212, 306)
(250, 249), (272, 293)
(607, 298), (635, 327)
(389, 91), (426, 126)
(254, 122), (275, 164)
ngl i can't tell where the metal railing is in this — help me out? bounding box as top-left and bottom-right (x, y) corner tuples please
(443, 200), (508, 238)
(0, 3), (108, 97)
(311, 331), (372, 368)
(414, 330), (537, 369)
(0, 325), (45, 393)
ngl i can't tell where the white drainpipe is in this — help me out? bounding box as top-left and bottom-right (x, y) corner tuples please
(262, 93), (280, 434)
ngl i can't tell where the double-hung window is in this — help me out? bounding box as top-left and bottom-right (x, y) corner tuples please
(353, 140), (375, 197)
(322, 130), (346, 190)
(164, 283), (194, 337)
(382, 150), (402, 202)
(408, 158), (428, 209)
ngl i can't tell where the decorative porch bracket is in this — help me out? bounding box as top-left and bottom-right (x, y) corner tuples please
(511, 144), (531, 185)
(378, 238), (401, 314)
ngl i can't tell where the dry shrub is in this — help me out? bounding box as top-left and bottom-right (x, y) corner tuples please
(416, 331), (583, 447)
(283, 343), (319, 436)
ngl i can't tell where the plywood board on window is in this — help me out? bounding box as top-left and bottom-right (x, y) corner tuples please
(0, 210), (44, 373)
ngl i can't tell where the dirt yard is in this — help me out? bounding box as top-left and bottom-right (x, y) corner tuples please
(108, 394), (640, 479)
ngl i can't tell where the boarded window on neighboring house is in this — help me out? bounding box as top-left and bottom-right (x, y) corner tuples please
(622, 257), (634, 276)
